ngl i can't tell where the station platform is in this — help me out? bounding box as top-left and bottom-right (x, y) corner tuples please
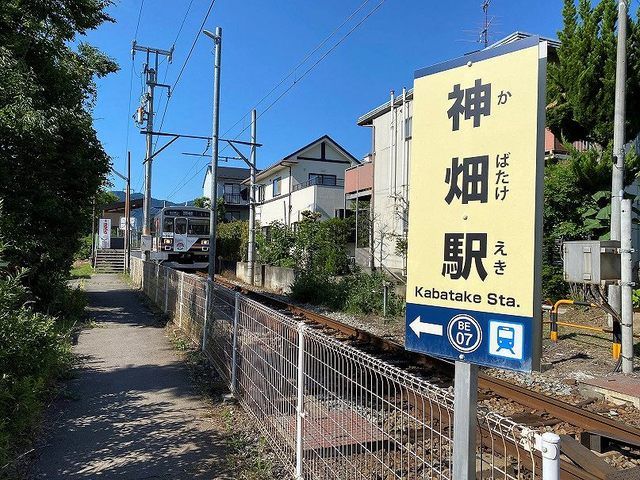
(580, 374), (640, 408)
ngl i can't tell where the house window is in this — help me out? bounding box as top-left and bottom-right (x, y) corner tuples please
(404, 116), (412, 139)
(257, 185), (265, 202)
(224, 183), (240, 195)
(309, 173), (337, 186)
(273, 177), (281, 197)
(224, 183), (241, 204)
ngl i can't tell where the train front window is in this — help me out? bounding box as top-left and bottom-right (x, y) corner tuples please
(175, 218), (187, 235)
(188, 220), (209, 235)
(163, 218), (174, 232)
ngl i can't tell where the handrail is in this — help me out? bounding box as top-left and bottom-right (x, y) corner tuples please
(291, 177), (344, 192)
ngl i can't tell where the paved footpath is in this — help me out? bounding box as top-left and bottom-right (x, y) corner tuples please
(30, 274), (234, 479)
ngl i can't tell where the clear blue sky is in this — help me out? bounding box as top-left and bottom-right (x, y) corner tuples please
(86, 0), (564, 203)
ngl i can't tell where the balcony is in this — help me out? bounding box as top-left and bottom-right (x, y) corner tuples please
(291, 177), (344, 192)
(345, 161), (373, 196)
(223, 193), (245, 205)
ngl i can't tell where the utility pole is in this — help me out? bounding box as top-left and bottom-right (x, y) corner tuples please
(125, 152), (131, 272)
(248, 109), (257, 285)
(132, 42), (172, 260)
(204, 27), (222, 281)
(608, 0), (627, 345)
(91, 197), (96, 266)
(621, 197), (634, 373)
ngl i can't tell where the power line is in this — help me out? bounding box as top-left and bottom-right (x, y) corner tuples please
(219, 0), (374, 140)
(173, 0), (195, 46)
(134, 0), (145, 38)
(125, 0), (145, 188)
(156, 0), (217, 136)
(165, 0), (387, 201)
(231, 0), (388, 142)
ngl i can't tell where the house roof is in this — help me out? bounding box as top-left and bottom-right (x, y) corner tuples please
(357, 31), (559, 126)
(249, 135), (359, 183)
(487, 31), (560, 50)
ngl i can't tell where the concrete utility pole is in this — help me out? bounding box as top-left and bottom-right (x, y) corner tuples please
(248, 109), (257, 285)
(204, 27), (222, 281)
(132, 42), (172, 260)
(609, 0), (627, 334)
(621, 198), (634, 373)
(125, 152), (131, 272)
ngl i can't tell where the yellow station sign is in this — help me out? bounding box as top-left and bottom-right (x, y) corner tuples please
(405, 36), (547, 371)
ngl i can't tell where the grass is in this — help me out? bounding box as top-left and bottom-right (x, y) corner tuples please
(70, 262), (93, 279)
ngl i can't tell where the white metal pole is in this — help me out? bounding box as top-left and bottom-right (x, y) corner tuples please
(231, 291), (240, 394)
(621, 198), (634, 373)
(541, 432), (561, 480)
(608, 0), (628, 327)
(453, 361), (478, 480)
(295, 322), (306, 480)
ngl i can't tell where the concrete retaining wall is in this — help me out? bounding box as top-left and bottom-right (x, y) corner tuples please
(236, 261), (295, 294)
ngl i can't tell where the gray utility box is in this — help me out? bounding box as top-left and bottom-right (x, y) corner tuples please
(563, 240), (621, 284)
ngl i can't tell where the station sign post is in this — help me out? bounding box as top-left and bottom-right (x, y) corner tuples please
(406, 36), (547, 478)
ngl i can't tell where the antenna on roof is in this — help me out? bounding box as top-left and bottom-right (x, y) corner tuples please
(480, 0), (491, 48)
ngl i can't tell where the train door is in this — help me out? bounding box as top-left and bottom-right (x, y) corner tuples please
(174, 217), (188, 252)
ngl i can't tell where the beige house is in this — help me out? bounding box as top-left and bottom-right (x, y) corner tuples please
(249, 135), (359, 233)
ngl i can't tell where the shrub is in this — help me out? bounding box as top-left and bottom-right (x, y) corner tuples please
(74, 234), (93, 260)
(290, 272), (346, 310)
(217, 220), (249, 262)
(342, 271), (403, 316)
(0, 251), (74, 472)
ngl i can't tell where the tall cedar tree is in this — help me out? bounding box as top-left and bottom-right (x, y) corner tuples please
(0, 1), (118, 310)
(542, 0), (640, 299)
(547, 0), (640, 147)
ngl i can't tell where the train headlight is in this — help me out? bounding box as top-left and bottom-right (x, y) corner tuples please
(201, 239), (209, 245)
(163, 238), (172, 245)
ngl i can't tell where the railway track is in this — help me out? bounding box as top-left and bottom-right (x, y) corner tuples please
(206, 273), (640, 479)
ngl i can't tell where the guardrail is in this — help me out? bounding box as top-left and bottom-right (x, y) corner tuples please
(129, 257), (558, 480)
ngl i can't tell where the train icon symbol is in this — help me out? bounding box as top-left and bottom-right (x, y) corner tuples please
(496, 326), (516, 354)
(489, 321), (523, 360)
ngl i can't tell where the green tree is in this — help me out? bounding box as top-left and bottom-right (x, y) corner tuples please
(0, 1), (117, 311)
(192, 196), (226, 222)
(547, 0), (640, 147)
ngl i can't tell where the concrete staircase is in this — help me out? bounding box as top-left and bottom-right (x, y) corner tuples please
(94, 249), (125, 273)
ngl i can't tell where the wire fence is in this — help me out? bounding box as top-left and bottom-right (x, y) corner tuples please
(129, 257), (559, 480)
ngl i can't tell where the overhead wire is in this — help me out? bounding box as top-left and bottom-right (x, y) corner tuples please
(126, 0), (145, 192)
(156, 0), (217, 138)
(229, 0), (388, 144)
(218, 0), (374, 141)
(165, 0), (388, 201)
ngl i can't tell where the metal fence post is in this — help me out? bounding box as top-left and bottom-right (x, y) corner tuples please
(295, 322), (306, 480)
(179, 271), (185, 327)
(202, 280), (210, 351)
(155, 263), (159, 304)
(540, 432), (560, 480)
(164, 268), (169, 313)
(230, 291), (240, 395)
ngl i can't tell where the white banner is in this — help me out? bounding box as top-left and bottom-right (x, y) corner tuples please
(98, 218), (111, 249)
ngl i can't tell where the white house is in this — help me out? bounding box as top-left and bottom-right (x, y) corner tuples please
(249, 135), (359, 231)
